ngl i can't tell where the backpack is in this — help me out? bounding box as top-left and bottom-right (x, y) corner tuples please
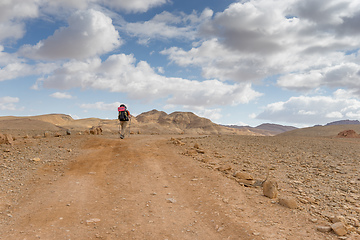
(118, 106), (129, 121)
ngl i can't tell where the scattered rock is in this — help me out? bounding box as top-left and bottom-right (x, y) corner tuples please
(54, 132), (62, 137)
(348, 217), (360, 227)
(316, 225), (332, 233)
(233, 171), (254, 180)
(31, 157), (41, 162)
(89, 126), (102, 135)
(171, 138), (185, 146)
(279, 197), (298, 209)
(186, 149), (198, 156)
(0, 133), (14, 145)
(331, 222), (347, 236)
(44, 131), (51, 137)
(331, 215), (346, 224)
(235, 178), (257, 186)
(166, 198), (176, 203)
(263, 180), (278, 199)
(217, 164), (232, 173)
(86, 218), (101, 224)
(196, 149), (205, 154)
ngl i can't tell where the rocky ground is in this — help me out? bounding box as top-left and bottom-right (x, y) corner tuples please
(174, 135), (360, 239)
(0, 131), (359, 239)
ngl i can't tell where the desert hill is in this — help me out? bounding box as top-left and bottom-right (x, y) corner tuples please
(255, 123), (297, 134)
(278, 124), (360, 138)
(0, 110), (259, 136)
(224, 123), (297, 136)
(136, 110), (257, 135)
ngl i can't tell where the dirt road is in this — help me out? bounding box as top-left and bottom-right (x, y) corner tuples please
(0, 134), (346, 239)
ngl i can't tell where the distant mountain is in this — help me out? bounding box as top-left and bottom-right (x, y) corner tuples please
(223, 123), (297, 136)
(255, 123), (297, 134)
(325, 120), (360, 126)
(1, 111), (297, 136)
(129, 110), (262, 135)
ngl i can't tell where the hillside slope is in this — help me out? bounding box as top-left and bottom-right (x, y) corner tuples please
(0, 111), (261, 136)
(278, 124), (360, 137)
(136, 110), (256, 135)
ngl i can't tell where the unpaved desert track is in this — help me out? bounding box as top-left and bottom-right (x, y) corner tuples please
(1, 135), (262, 240)
(1, 134), (346, 240)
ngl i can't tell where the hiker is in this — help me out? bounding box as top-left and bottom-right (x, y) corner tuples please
(118, 104), (131, 139)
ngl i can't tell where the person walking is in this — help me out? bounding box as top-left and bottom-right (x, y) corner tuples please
(118, 104), (131, 139)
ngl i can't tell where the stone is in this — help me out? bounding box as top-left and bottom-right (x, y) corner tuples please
(196, 149), (205, 154)
(86, 218), (101, 224)
(186, 149), (198, 156)
(233, 171), (254, 180)
(316, 226), (332, 233)
(31, 157), (41, 162)
(235, 178), (256, 186)
(217, 165), (232, 173)
(348, 217), (360, 227)
(263, 180), (278, 199)
(0, 134), (14, 145)
(89, 126), (102, 135)
(279, 197), (298, 209)
(332, 215), (346, 224)
(166, 198), (176, 203)
(331, 222), (347, 236)
(54, 132), (62, 137)
(171, 138), (185, 146)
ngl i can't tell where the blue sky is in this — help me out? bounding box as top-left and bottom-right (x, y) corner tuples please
(1, 0), (360, 127)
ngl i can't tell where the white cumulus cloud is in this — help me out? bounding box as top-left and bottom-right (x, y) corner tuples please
(161, 0), (360, 94)
(19, 9), (122, 60)
(0, 0), (39, 42)
(0, 45), (59, 82)
(256, 90), (360, 125)
(123, 9), (213, 44)
(34, 53), (262, 108)
(80, 101), (121, 111)
(0, 96), (22, 111)
(50, 92), (74, 99)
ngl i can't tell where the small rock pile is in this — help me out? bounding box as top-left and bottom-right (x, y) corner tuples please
(89, 126), (103, 135)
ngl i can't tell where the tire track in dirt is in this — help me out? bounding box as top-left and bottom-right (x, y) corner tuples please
(2, 135), (262, 240)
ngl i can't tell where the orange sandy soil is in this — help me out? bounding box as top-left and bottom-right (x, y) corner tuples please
(1, 133), (359, 240)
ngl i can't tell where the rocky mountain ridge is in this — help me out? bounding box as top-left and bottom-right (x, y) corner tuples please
(326, 120), (360, 126)
(0, 110), (257, 136)
(1, 111), (360, 137)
